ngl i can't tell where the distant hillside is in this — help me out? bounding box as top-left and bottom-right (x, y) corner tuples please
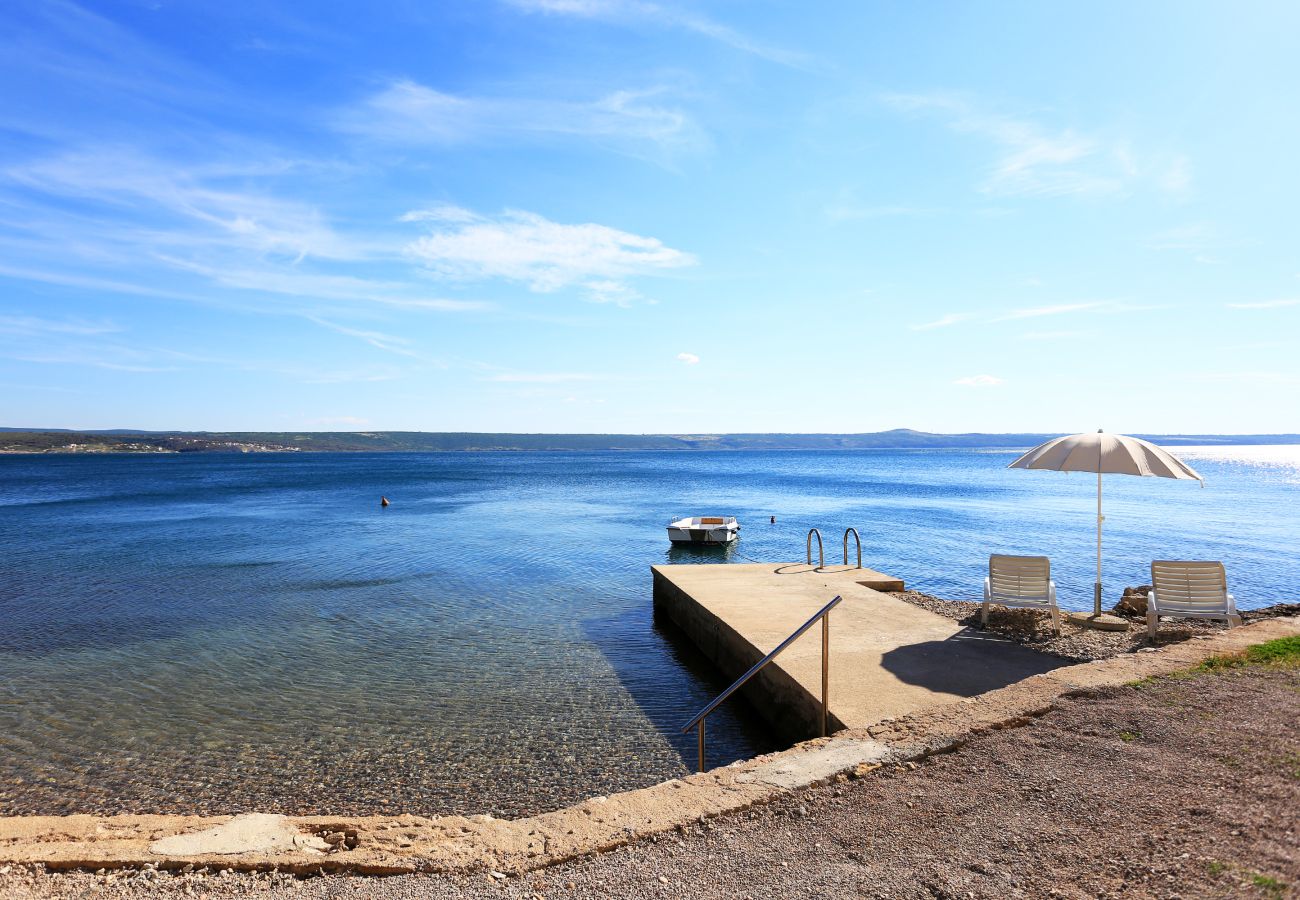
(2, 428), (1298, 454)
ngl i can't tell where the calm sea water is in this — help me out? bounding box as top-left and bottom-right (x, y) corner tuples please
(1, 447), (1297, 817)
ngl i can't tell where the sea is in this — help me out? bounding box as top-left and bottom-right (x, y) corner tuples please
(1, 446), (1296, 818)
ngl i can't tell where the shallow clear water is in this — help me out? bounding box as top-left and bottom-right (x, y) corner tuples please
(0, 447), (1296, 817)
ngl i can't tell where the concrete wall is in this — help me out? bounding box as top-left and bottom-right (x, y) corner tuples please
(652, 568), (845, 743)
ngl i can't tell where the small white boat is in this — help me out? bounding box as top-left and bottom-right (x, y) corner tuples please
(666, 516), (740, 545)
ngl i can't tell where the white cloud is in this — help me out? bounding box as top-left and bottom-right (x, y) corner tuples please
(399, 205), (479, 224)
(501, 0), (806, 67)
(1145, 222), (1218, 251)
(908, 300), (1161, 336)
(0, 314), (122, 337)
(883, 93), (1185, 199)
(997, 302), (1107, 320)
(996, 300), (1162, 321)
(676, 351), (699, 364)
(487, 372), (600, 383)
(305, 317), (421, 358)
(404, 207), (695, 297)
(1019, 330), (1088, 341)
(584, 280), (643, 306)
(825, 204), (941, 222)
(1226, 299), (1299, 310)
(340, 80), (707, 159)
(1159, 155), (1193, 194)
(910, 313), (970, 331)
(159, 257), (492, 312)
(953, 374), (1004, 387)
(6, 151), (358, 262)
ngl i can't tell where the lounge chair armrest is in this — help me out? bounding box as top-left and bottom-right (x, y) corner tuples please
(1148, 589), (1159, 613)
(983, 576), (991, 602)
(1226, 592), (1237, 614)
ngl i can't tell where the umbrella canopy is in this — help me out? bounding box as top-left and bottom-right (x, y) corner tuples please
(1008, 430), (1203, 616)
(1009, 431), (1203, 481)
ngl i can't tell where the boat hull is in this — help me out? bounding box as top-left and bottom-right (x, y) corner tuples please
(666, 525), (738, 544)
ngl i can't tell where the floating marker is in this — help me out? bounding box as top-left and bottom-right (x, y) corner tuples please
(381, 496), (390, 507)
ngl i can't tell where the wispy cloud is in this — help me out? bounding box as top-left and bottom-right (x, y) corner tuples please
(1159, 155), (1192, 195)
(0, 314), (122, 337)
(676, 351), (699, 364)
(911, 301), (1160, 335)
(10, 352), (175, 373)
(954, 374), (1003, 387)
(825, 204), (940, 223)
(883, 93), (1186, 198)
(487, 372), (601, 383)
(305, 316), (422, 358)
(1146, 222), (1219, 252)
(159, 257), (492, 312)
(6, 150), (359, 262)
(338, 80), (707, 161)
(1186, 371), (1300, 386)
(1226, 299), (1299, 310)
(1019, 330), (1089, 341)
(911, 313), (971, 331)
(404, 206), (695, 298)
(501, 0), (806, 67)
(995, 300), (1162, 321)
(997, 301), (1108, 321)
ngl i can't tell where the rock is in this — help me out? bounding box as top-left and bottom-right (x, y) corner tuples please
(150, 814), (330, 856)
(1114, 585), (1151, 617)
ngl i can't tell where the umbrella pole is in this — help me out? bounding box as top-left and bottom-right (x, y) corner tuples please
(1095, 470), (1103, 616)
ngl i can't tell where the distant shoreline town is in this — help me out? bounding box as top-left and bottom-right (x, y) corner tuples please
(2, 428), (1299, 454)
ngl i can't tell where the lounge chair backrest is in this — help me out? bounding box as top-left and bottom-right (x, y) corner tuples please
(989, 554), (1051, 599)
(1151, 561), (1228, 614)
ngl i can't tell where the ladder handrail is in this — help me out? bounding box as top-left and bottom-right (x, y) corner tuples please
(843, 527), (862, 569)
(682, 594), (842, 771)
(806, 528), (824, 568)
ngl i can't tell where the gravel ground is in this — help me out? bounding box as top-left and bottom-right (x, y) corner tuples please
(5, 648), (1297, 899)
(895, 590), (1300, 662)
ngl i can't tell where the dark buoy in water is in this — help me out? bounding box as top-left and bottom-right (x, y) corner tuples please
(770, 515), (776, 524)
(381, 496), (390, 507)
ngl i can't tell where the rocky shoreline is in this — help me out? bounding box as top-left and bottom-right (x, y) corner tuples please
(3, 626), (1296, 898)
(895, 589), (1300, 662)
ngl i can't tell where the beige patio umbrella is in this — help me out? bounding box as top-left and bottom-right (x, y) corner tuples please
(1008, 430), (1203, 619)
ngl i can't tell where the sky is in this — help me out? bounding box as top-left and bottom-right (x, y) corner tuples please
(1, 1), (1298, 434)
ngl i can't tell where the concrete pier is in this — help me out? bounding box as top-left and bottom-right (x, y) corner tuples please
(653, 562), (1066, 740)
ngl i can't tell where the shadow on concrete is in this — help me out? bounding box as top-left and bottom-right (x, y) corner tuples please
(773, 563), (817, 575)
(878, 626), (1067, 698)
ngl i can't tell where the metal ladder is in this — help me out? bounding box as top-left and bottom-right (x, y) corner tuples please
(806, 527), (862, 569)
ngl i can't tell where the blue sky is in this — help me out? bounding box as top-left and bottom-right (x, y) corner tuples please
(2, 1), (1298, 433)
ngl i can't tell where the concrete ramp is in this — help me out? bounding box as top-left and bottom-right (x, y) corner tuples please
(652, 563), (1065, 739)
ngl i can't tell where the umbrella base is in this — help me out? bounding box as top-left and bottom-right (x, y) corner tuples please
(1066, 611), (1130, 632)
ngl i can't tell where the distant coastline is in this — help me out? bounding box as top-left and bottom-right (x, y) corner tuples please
(3, 428), (1299, 454)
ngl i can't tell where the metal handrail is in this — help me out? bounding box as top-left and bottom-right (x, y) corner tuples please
(681, 594), (842, 772)
(843, 527), (862, 569)
(806, 528), (824, 569)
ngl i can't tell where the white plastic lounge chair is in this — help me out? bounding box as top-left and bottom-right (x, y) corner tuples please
(1148, 560), (1241, 638)
(982, 554), (1061, 636)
